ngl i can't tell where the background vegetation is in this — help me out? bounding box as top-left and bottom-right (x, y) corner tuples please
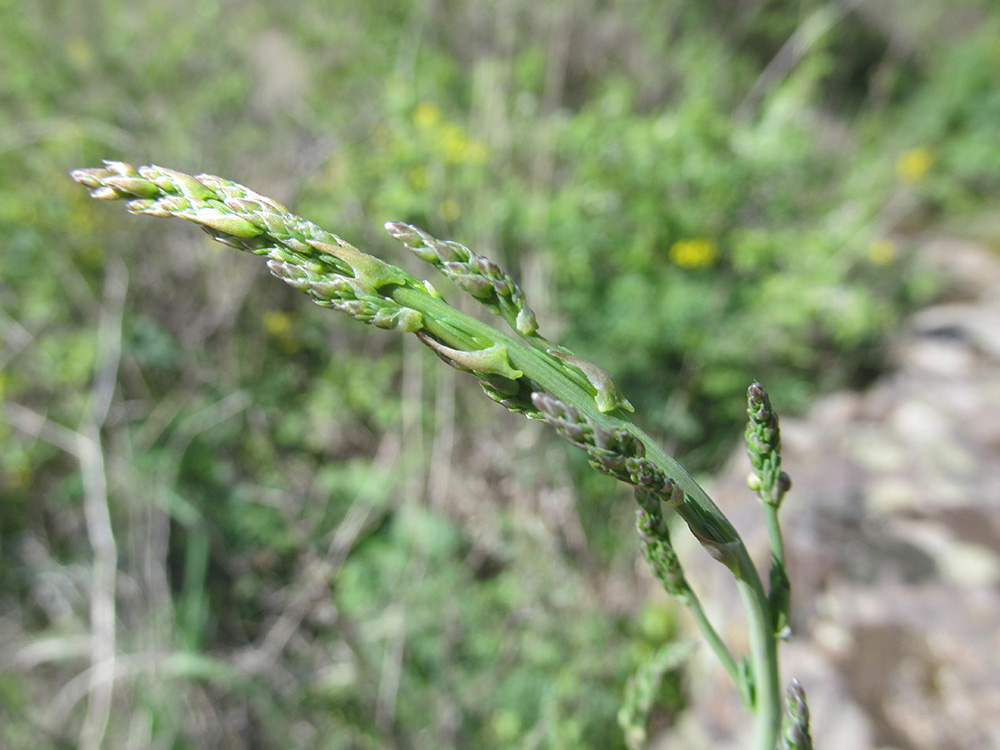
(1, 0), (998, 747)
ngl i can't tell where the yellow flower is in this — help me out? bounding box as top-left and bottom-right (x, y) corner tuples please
(896, 147), (933, 184)
(413, 102), (441, 130)
(6, 463), (33, 490)
(669, 238), (717, 269)
(441, 124), (469, 164)
(263, 310), (292, 336)
(263, 311), (301, 353)
(867, 238), (897, 265)
(439, 199), (461, 222)
(406, 166), (428, 190)
(65, 36), (93, 70)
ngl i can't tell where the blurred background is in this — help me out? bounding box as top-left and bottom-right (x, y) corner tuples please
(2, 0), (999, 747)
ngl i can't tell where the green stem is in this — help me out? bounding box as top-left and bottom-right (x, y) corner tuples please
(73, 166), (786, 746)
(392, 285), (782, 748)
(681, 588), (743, 701)
(734, 547), (781, 750)
(397, 286), (741, 539)
(763, 504), (785, 569)
(392, 287), (604, 416)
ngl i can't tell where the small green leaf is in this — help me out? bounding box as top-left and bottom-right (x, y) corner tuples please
(418, 335), (523, 381)
(307, 239), (409, 290)
(548, 349), (634, 413)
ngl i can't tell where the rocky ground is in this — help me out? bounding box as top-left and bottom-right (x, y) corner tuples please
(666, 236), (1000, 749)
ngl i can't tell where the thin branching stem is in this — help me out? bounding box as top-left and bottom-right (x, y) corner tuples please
(764, 505), (786, 569)
(680, 589), (743, 699)
(734, 548), (782, 750)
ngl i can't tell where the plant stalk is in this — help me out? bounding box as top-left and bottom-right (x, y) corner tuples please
(734, 547), (781, 750)
(393, 285), (782, 748)
(764, 505), (786, 569)
(680, 589), (743, 701)
(71, 164), (786, 747)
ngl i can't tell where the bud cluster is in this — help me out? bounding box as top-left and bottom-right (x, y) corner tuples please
(635, 492), (689, 598)
(268, 260), (424, 332)
(531, 393), (681, 503)
(779, 680), (813, 750)
(746, 381), (791, 507)
(386, 221), (538, 335)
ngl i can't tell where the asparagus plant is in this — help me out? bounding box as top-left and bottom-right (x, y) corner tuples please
(71, 161), (812, 749)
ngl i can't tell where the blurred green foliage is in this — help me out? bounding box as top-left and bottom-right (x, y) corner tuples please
(1, 0), (998, 747)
